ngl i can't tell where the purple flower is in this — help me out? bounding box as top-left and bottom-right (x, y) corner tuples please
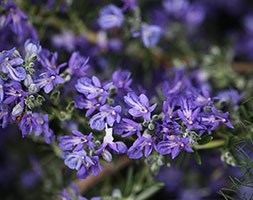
(19, 112), (55, 143)
(52, 30), (78, 52)
(178, 99), (201, 130)
(37, 51), (66, 93)
(51, 30), (86, 52)
(121, 0), (137, 10)
(68, 52), (89, 77)
(5, 5), (27, 35)
(19, 112), (37, 137)
(89, 114), (105, 131)
(89, 105), (121, 130)
(141, 24), (162, 47)
(0, 48), (26, 81)
(217, 89), (243, 106)
(59, 130), (94, 151)
(163, 0), (189, 20)
(124, 92), (157, 121)
(63, 150), (102, 179)
(185, 4), (205, 26)
(109, 39), (123, 51)
(192, 88), (212, 107)
(21, 158), (43, 188)
(0, 78), (4, 103)
(156, 135), (193, 159)
(3, 81), (28, 104)
(100, 104), (122, 126)
(74, 95), (101, 117)
(24, 39), (41, 60)
(35, 71), (65, 94)
(112, 69), (132, 92)
(35, 54), (66, 94)
(0, 105), (9, 128)
(156, 167), (182, 192)
(179, 189), (203, 200)
(157, 118), (182, 136)
(200, 107), (234, 132)
(75, 76), (112, 101)
(243, 14), (253, 35)
(59, 183), (94, 200)
(114, 118), (141, 137)
(33, 113), (55, 144)
(11, 101), (24, 118)
(98, 4), (124, 29)
(63, 150), (87, 170)
(76, 155), (102, 179)
(58, 189), (73, 200)
(38, 50), (67, 71)
(162, 99), (177, 120)
(128, 133), (155, 159)
(95, 125), (127, 162)
(162, 68), (186, 97)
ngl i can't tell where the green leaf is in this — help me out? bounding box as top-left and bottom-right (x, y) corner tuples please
(124, 167), (134, 197)
(50, 91), (60, 102)
(58, 111), (69, 120)
(197, 135), (213, 145)
(25, 95), (35, 110)
(239, 105), (250, 120)
(194, 140), (225, 149)
(36, 95), (45, 105)
(66, 101), (75, 113)
(193, 150), (202, 165)
(135, 183), (164, 200)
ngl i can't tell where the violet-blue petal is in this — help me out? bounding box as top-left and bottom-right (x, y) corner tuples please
(141, 24), (162, 47)
(98, 4), (124, 29)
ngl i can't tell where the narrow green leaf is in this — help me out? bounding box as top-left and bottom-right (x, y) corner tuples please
(194, 140), (225, 149)
(36, 95), (45, 105)
(135, 183), (163, 200)
(124, 167), (134, 196)
(66, 101), (75, 113)
(197, 135), (213, 145)
(193, 150), (202, 165)
(50, 91), (60, 102)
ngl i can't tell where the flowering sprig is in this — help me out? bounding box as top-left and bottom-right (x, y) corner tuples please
(63, 150), (101, 179)
(0, 39), (69, 143)
(0, 42), (235, 180)
(0, 0), (250, 199)
(70, 65), (235, 181)
(59, 129), (102, 179)
(59, 130), (94, 151)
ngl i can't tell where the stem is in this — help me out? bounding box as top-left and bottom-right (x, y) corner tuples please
(232, 62), (253, 73)
(76, 156), (132, 194)
(194, 140), (225, 150)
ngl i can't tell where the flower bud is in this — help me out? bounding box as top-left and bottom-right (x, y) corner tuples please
(12, 102), (24, 117)
(102, 149), (112, 162)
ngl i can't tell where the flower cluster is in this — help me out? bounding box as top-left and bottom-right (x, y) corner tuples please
(0, 38), (69, 143)
(0, 0), (38, 49)
(98, 3), (162, 48)
(59, 130), (102, 179)
(56, 66), (236, 179)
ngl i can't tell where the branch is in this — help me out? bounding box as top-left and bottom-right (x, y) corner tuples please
(76, 156), (132, 194)
(232, 62), (253, 73)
